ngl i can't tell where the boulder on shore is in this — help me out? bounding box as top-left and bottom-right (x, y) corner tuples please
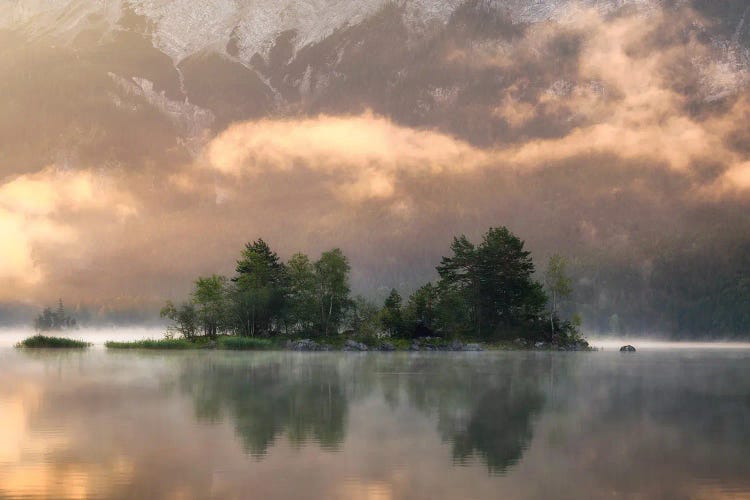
(287, 339), (322, 351)
(379, 342), (396, 352)
(462, 343), (484, 351)
(620, 345), (636, 352)
(343, 339), (369, 351)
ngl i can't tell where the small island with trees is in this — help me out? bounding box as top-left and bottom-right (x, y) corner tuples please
(126, 226), (588, 351)
(18, 226), (590, 351)
(16, 300), (91, 349)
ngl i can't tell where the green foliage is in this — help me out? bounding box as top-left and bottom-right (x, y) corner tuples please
(34, 299), (77, 332)
(192, 275), (229, 338)
(285, 253), (318, 335)
(403, 283), (439, 331)
(436, 227), (547, 339)
(381, 289), (405, 337)
(231, 239), (288, 337)
(346, 296), (382, 338)
(16, 335), (90, 348)
(217, 337), (274, 350)
(160, 301), (199, 339)
(158, 227), (585, 346)
(545, 255), (573, 312)
(544, 254), (575, 335)
(314, 248), (352, 336)
(105, 338), (194, 349)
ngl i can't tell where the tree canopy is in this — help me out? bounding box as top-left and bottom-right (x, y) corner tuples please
(161, 227), (579, 342)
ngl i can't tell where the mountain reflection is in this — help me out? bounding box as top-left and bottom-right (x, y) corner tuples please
(180, 354), (347, 456)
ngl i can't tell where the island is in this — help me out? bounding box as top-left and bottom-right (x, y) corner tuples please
(102, 226), (591, 351)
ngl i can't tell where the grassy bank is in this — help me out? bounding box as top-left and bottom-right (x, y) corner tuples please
(217, 337), (274, 350)
(105, 339), (196, 350)
(102, 334), (591, 352)
(16, 335), (91, 348)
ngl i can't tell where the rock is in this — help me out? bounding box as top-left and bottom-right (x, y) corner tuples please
(463, 343), (484, 351)
(409, 342), (421, 351)
(379, 342), (396, 352)
(287, 339), (320, 351)
(448, 340), (464, 351)
(343, 339), (368, 351)
(620, 345), (636, 352)
(534, 341), (547, 349)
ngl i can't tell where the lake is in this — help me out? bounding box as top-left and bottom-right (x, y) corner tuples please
(1, 331), (750, 499)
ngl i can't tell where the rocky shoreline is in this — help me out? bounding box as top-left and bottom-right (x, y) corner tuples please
(285, 337), (592, 352)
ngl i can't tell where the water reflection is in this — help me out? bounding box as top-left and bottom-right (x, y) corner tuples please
(1, 349), (750, 499)
(179, 354), (547, 473)
(392, 356), (547, 473)
(180, 354), (347, 456)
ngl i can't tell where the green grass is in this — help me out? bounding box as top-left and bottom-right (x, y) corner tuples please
(16, 335), (91, 348)
(105, 338), (195, 350)
(217, 337), (274, 350)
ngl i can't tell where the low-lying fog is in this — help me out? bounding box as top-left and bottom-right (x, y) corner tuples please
(0, 327), (164, 348)
(3, 328), (750, 351)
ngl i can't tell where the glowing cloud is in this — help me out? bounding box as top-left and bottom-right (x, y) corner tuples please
(0, 167), (137, 294)
(207, 112), (485, 200)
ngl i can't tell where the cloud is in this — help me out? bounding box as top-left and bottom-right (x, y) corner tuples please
(0, 167), (137, 295)
(0, 1), (749, 318)
(487, 7), (745, 178)
(206, 112), (485, 200)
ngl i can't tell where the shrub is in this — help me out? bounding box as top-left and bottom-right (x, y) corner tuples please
(16, 335), (91, 348)
(105, 339), (194, 350)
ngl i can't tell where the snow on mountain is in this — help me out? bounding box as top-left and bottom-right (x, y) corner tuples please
(0, 0), (664, 63)
(1, 0), (465, 62)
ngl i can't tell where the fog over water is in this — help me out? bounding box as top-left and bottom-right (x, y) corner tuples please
(1, 345), (749, 499)
(6, 328), (750, 351)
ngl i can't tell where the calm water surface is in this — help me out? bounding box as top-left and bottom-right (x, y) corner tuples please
(1, 333), (749, 499)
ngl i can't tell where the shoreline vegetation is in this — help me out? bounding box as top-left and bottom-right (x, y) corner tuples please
(16, 335), (91, 349)
(24, 227), (593, 352)
(102, 335), (589, 352)
(145, 226), (590, 351)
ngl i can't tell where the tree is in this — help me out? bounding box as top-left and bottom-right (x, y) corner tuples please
(404, 283), (438, 329)
(437, 227), (547, 339)
(381, 289), (404, 337)
(436, 235), (481, 334)
(232, 239), (287, 336)
(285, 253), (318, 334)
(314, 249), (351, 336)
(346, 296), (382, 338)
(192, 275), (229, 338)
(544, 255), (573, 335)
(160, 300), (199, 338)
(34, 299), (76, 332)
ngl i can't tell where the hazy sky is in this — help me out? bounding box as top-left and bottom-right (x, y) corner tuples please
(0, 1), (748, 319)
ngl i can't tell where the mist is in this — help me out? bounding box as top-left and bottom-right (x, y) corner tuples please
(0, 0), (748, 336)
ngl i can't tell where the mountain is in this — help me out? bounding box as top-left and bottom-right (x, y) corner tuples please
(1, 0), (749, 335)
(1, 0), (748, 166)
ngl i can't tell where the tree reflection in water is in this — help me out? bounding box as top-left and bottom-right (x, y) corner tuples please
(179, 353), (550, 474)
(180, 353), (348, 456)
(399, 356), (547, 474)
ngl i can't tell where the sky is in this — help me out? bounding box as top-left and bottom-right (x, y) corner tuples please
(0, 0), (749, 328)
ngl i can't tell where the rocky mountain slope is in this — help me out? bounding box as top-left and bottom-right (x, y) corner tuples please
(1, 0), (748, 169)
